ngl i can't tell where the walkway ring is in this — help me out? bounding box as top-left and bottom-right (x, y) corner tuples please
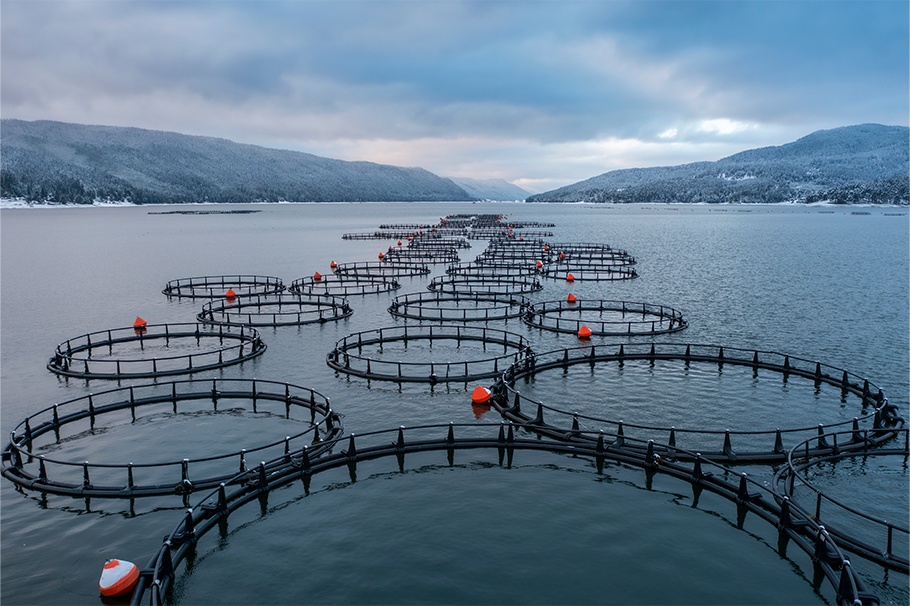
(492, 342), (899, 462)
(197, 293), (352, 327)
(333, 261), (431, 278)
(540, 266), (638, 281)
(0, 378), (343, 498)
(428, 275), (543, 295)
(289, 275), (401, 296)
(523, 299), (687, 336)
(47, 323), (266, 379)
(327, 325), (533, 383)
(163, 275), (285, 299)
(388, 292), (529, 323)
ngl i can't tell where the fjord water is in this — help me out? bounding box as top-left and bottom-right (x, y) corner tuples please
(1, 202), (907, 604)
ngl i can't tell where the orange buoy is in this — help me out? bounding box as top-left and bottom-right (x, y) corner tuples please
(519, 237), (524, 241)
(566, 293), (577, 303)
(330, 261), (337, 269)
(314, 272), (322, 282)
(99, 558), (139, 597)
(577, 325), (592, 339)
(566, 273), (575, 282)
(378, 252), (384, 259)
(536, 261), (543, 268)
(133, 317), (147, 328)
(398, 241), (402, 246)
(559, 252), (566, 259)
(544, 245), (550, 251)
(225, 289), (236, 299)
(471, 385), (492, 404)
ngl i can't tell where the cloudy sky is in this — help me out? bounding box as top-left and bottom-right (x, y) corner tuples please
(2, 1), (907, 192)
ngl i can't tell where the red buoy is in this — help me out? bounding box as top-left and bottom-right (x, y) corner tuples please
(578, 325), (592, 339)
(536, 261), (543, 268)
(560, 252), (566, 259)
(225, 289), (236, 299)
(314, 272), (322, 282)
(99, 558), (139, 597)
(133, 317), (147, 328)
(330, 261), (337, 269)
(566, 273), (575, 282)
(544, 245), (550, 251)
(378, 252), (384, 259)
(398, 241), (402, 246)
(566, 293), (577, 303)
(471, 385), (492, 404)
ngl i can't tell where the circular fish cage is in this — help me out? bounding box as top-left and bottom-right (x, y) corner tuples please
(197, 293), (352, 327)
(0, 379), (343, 498)
(541, 266), (639, 281)
(490, 342), (904, 462)
(772, 428), (909, 572)
(428, 275), (543, 296)
(382, 248), (460, 264)
(326, 325), (533, 383)
(523, 299), (688, 336)
(409, 237), (472, 250)
(333, 261), (431, 278)
(388, 292), (529, 323)
(445, 262), (540, 278)
(289, 275), (401, 296)
(162, 275), (285, 299)
(47, 323), (266, 379)
(130, 423), (876, 606)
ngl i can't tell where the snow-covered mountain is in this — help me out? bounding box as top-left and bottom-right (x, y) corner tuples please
(0, 120), (475, 204)
(527, 124), (909, 204)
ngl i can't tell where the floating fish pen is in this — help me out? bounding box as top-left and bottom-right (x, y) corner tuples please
(47, 323), (266, 379)
(378, 223), (436, 230)
(327, 325), (532, 383)
(445, 262), (540, 278)
(333, 261), (431, 278)
(474, 250), (550, 265)
(388, 292), (529, 323)
(485, 238), (551, 249)
(162, 275), (285, 299)
(523, 299), (687, 336)
(0, 379), (342, 498)
(408, 237), (472, 249)
(490, 342), (903, 461)
(289, 275), (401, 296)
(773, 428), (909, 572)
(428, 275), (544, 295)
(468, 229), (554, 239)
(541, 266), (639, 281)
(130, 421), (882, 606)
(197, 293), (353, 327)
(442, 213), (506, 229)
(507, 221), (556, 228)
(382, 248), (460, 264)
(341, 231), (423, 240)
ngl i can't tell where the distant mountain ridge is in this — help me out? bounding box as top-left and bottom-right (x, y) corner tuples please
(527, 124), (909, 205)
(0, 120), (475, 204)
(447, 177), (530, 201)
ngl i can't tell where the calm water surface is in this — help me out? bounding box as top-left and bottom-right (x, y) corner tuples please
(2, 202), (907, 604)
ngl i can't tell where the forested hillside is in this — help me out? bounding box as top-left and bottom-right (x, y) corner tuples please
(0, 120), (475, 204)
(527, 124), (909, 205)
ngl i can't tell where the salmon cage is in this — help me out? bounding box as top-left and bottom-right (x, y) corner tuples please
(388, 292), (529, 323)
(197, 293), (353, 327)
(522, 299), (688, 336)
(47, 322), (266, 379)
(162, 275), (285, 299)
(0, 378), (343, 498)
(427, 274), (543, 296)
(289, 274), (401, 296)
(332, 261), (431, 278)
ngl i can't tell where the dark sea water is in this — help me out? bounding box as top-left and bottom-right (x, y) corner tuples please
(1, 202), (907, 605)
